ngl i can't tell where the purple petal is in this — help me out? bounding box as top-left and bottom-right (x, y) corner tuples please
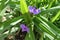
(32, 9), (41, 14)
(28, 6), (41, 14)
(22, 27), (29, 32)
(28, 6), (35, 13)
(20, 24), (29, 32)
(20, 24), (26, 28)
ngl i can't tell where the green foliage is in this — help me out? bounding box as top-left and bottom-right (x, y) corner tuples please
(0, 0), (60, 40)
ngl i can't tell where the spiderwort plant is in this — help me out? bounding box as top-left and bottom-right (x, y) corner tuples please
(0, 0), (60, 40)
(28, 6), (41, 14)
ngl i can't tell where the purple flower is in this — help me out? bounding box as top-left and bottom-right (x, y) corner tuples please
(20, 24), (29, 33)
(28, 6), (41, 14)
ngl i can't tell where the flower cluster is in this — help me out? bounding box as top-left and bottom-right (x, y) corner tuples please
(28, 6), (41, 14)
(20, 24), (29, 33)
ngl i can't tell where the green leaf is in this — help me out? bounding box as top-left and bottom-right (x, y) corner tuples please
(33, 16), (60, 38)
(40, 6), (60, 15)
(0, 34), (8, 40)
(0, 0), (10, 11)
(20, 0), (28, 14)
(0, 5), (8, 17)
(34, 20), (56, 38)
(0, 16), (22, 33)
(25, 25), (35, 40)
(39, 15), (60, 33)
(47, 0), (55, 9)
(51, 11), (60, 22)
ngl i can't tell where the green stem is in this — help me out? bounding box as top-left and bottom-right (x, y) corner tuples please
(23, 13), (32, 24)
(51, 11), (60, 22)
(48, 0), (55, 9)
(39, 32), (44, 40)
